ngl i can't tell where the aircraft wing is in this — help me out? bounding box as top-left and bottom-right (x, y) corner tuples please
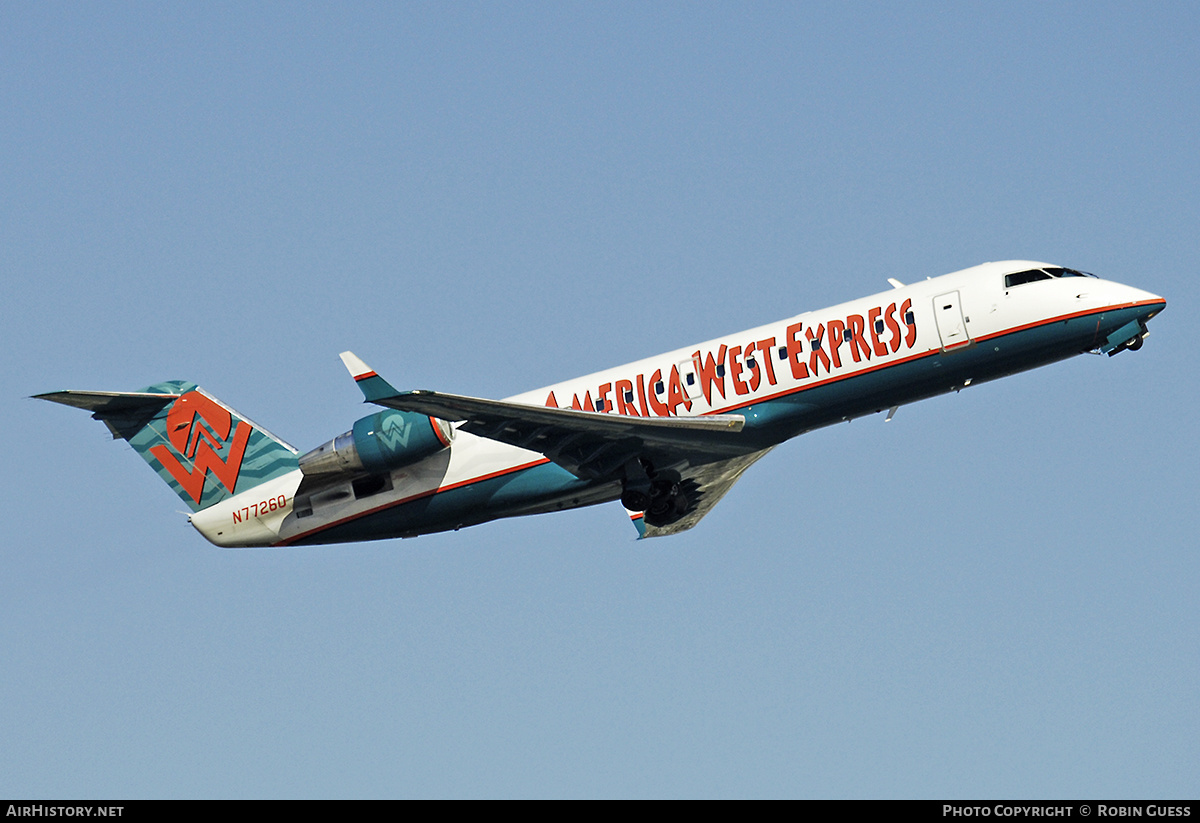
(373, 387), (749, 480)
(339, 351), (752, 481)
(630, 447), (773, 539)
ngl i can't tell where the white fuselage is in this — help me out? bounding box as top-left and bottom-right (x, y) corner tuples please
(191, 261), (1164, 547)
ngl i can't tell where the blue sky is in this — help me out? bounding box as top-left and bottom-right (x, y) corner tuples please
(2, 2), (1197, 798)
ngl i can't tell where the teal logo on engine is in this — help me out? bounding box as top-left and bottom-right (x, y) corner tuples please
(377, 414), (414, 449)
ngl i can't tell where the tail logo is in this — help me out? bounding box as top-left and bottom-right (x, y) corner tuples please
(149, 391), (251, 505)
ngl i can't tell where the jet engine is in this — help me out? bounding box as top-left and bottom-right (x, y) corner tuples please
(298, 409), (454, 477)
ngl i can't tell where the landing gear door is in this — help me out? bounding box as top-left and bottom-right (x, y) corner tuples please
(934, 290), (972, 351)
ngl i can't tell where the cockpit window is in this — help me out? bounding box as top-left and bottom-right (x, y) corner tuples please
(1006, 267), (1098, 288)
(1005, 269), (1053, 288)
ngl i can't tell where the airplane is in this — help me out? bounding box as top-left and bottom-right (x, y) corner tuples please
(37, 260), (1164, 547)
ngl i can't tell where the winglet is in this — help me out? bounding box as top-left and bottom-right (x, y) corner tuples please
(628, 510), (647, 540)
(339, 351), (401, 402)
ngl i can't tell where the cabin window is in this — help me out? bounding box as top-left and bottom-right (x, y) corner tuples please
(905, 310), (915, 325)
(623, 390), (634, 402)
(715, 365), (725, 378)
(1004, 269), (1053, 288)
(777, 346), (787, 360)
(655, 381), (664, 394)
(874, 319), (885, 334)
(843, 329), (853, 342)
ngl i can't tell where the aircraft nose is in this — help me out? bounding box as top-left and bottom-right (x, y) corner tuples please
(1095, 281), (1164, 356)
(1109, 280), (1165, 321)
(1134, 288), (1166, 321)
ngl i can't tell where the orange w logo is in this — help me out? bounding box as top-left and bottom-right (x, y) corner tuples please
(149, 392), (251, 505)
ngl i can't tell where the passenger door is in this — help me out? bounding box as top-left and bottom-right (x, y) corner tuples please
(933, 290), (972, 351)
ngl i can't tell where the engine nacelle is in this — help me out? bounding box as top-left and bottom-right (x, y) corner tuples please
(298, 410), (454, 477)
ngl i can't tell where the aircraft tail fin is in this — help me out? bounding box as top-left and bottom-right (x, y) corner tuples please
(36, 381), (299, 512)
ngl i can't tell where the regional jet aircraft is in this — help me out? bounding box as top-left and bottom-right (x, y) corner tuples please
(38, 261), (1164, 545)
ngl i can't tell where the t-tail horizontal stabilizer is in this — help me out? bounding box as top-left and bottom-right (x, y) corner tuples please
(35, 383), (298, 512)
